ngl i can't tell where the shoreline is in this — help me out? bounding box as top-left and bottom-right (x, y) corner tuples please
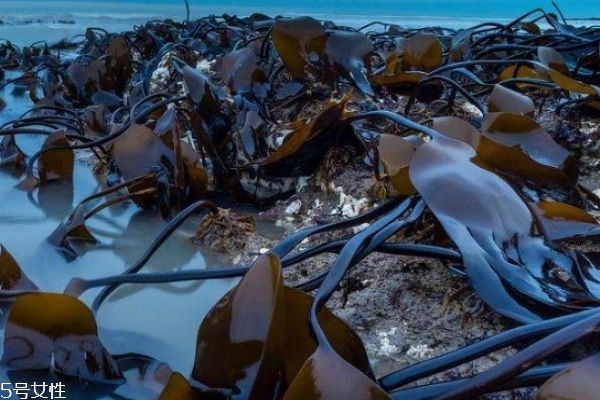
(2, 5), (600, 49)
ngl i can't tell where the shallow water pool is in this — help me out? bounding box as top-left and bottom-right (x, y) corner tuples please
(0, 101), (240, 397)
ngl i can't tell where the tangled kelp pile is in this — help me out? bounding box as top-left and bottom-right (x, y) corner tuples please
(2, 1), (600, 398)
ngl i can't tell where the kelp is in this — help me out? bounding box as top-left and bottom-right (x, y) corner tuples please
(324, 30), (374, 96)
(111, 123), (174, 182)
(272, 16), (327, 81)
(61, 35), (133, 104)
(14, 131), (74, 190)
(0, 244), (37, 292)
(375, 134), (416, 195)
(47, 202), (101, 261)
(282, 287), (372, 385)
(283, 198), (423, 400)
(401, 32), (443, 72)
(192, 253), (372, 397)
(111, 354), (174, 399)
(531, 200), (600, 241)
(1, 292), (123, 383)
(283, 347), (390, 400)
(2, 2), (600, 399)
(36, 131), (75, 184)
(410, 136), (549, 322)
(537, 352), (600, 400)
(158, 372), (228, 400)
(192, 253), (285, 398)
(252, 96), (349, 173)
(220, 47), (267, 95)
(430, 113), (577, 189)
(487, 84), (536, 114)
(479, 112), (577, 184)
(0, 134), (25, 170)
(46, 174), (163, 260)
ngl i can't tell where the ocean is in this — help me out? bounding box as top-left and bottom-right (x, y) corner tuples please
(1, 0), (599, 47)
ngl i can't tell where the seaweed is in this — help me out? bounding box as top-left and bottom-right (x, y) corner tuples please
(2, 3), (600, 399)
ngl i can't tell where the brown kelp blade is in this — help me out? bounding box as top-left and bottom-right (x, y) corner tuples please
(38, 131), (75, 184)
(47, 203), (99, 261)
(68, 36), (131, 96)
(254, 96), (348, 170)
(111, 123), (175, 182)
(105, 36), (132, 92)
(109, 122), (175, 211)
(16, 131), (75, 190)
(272, 16), (327, 80)
(159, 372), (221, 400)
(192, 253), (285, 399)
(409, 136), (567, 322)
(376, 134), (416, 195)
(220, 47), (267, 95)
(537, 352), (600, 400)
(325, 30), (374, 96)
(283, 287), (373, 386)
(481, 112), (571, 169)
(0, 135), (25, 170)
(431, 116), (481, 149)
(112, 354), (174, 400)
(537, 46), (570, 76)
(498, 64), (548, 90)
(1, 292), (123, 383)
(433, 114), (575, 185)
(234, 110), (264, 161)
(487, 84), (535, 114)
(283, 347), (390, 400)
(154, 106), (179, 137)
(65, 62), (89, 95)
(159, 373), (197, 399)
(192, 251), (374, 397)
(0, 244), (38, 291)
(180, 139), (209, 200)
(401, 32), (443, 72)
(180, 65), (220, 116)
(369, 70), (425, 89)
(535, 46), (600, 102)
(153, 107), (209, 204)
(531, 201), (600, 241)
(479, 112), (576, 183)
(449, 26), (475, 62)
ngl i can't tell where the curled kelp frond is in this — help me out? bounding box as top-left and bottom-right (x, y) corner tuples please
(1, 292), (124, 383)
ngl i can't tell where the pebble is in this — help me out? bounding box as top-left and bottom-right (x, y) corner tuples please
(285, 199), (302, 216)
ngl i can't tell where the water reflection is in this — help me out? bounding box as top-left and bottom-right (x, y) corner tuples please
(107, 209), (198, 272)
(0, 160), (238, 382)
(36, 181), (74, 221)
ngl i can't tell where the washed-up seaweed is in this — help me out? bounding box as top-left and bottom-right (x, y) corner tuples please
(2, 1), (600, 398)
